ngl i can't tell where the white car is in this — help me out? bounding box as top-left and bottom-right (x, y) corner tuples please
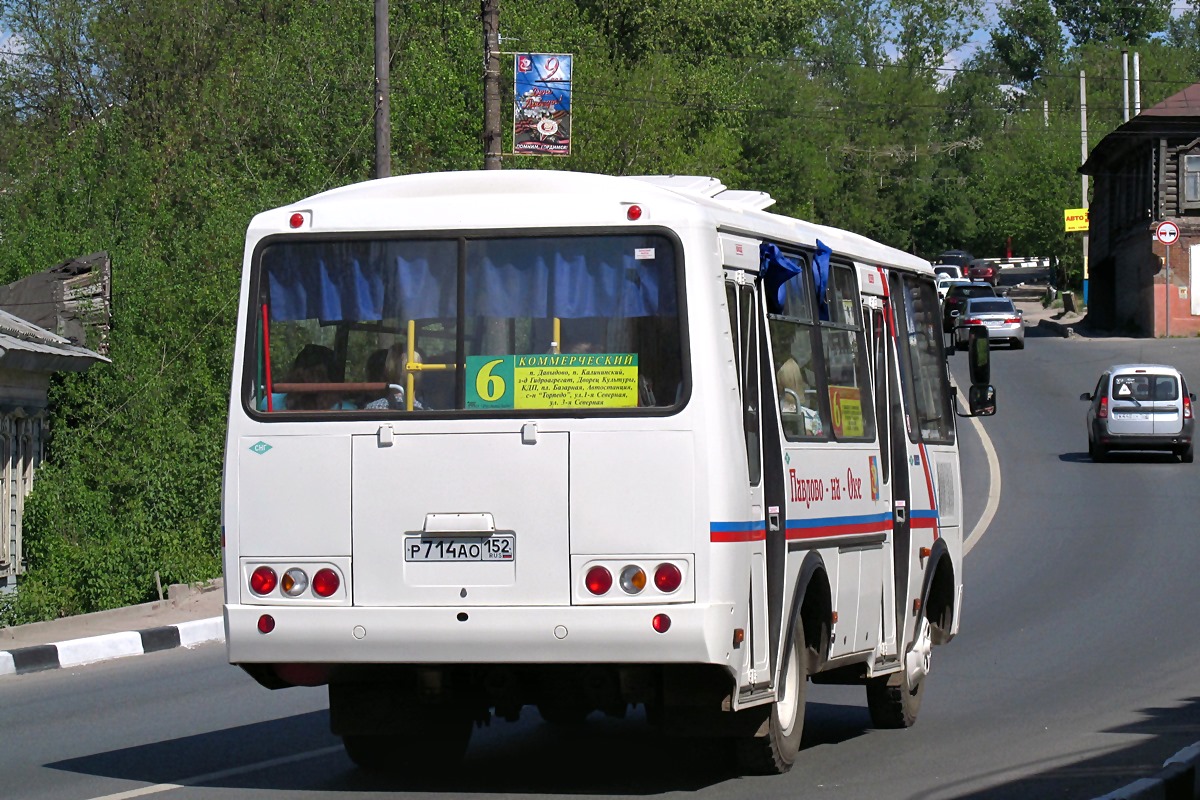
(936, 276), (972, 303)
(933, 264), (963, 280)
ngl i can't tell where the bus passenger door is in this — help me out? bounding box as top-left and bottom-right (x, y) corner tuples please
(725, 273), (771, 689)
(886, 278), (916, 661)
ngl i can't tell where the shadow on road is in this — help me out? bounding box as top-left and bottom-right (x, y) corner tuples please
(47, 701), (871, 794)
(938, 696), (1200, 800)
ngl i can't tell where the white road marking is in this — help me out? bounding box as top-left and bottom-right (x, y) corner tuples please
(85, 745), (344, 799)
(963, 412), (1001, 557)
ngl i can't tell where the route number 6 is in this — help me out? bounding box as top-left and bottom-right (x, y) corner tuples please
(475, 359), (507, 402)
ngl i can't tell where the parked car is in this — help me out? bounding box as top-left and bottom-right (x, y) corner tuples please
(952, 297), (1024, 349)
(933, 264), (963, 280)
(936, 276), (972, 302)
(937, 249), (975, 267)
(966, 260), (999, 286)
(1081, 364), (1195, 462)
(942, 282), (997, 331)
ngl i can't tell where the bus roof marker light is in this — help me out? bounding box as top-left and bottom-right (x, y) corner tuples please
(289, 212), (305, 229)
(626, 204), (643, 221)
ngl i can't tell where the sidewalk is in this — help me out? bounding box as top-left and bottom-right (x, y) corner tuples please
(0, 579), (224, 677)
(1008, 285), (1089, 339)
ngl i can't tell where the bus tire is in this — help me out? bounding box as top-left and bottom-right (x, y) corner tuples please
(866, 615), (930, 729)
(735, 632), (808, 774)
(341, 707), (473, 772)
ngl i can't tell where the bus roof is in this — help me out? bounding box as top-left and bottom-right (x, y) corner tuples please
(249, 170), (931, 276)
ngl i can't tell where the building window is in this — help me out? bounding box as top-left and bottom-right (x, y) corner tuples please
(1184, 153), (1200, 210)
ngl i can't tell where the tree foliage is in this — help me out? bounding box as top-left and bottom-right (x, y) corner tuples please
(0, 0), (1195, 623)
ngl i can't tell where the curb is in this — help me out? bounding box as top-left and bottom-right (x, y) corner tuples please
(0, 617), (224, 677)
(1037, 318), (1079, 338)
(1092, 742), (1200, 799)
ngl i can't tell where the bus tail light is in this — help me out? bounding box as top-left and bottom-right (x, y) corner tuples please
(250, 566), (278, 595)
(654, 563), (682, 593)
(619, 566), (647, 594)
(585, 566), (613, 595)
(312, 568), (341, 598)
(281, 568), (309, 597)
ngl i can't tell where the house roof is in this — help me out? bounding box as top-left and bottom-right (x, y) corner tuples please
(1081, 80), (1200, 174)
(1138, 82), (1200, 117)
(0, 307), (109, 372)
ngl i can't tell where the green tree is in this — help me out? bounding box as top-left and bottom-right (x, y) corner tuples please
(1053, 0), (1171, 45)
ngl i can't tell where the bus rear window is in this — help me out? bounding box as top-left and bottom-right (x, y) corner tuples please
(247, 234), (683, 415)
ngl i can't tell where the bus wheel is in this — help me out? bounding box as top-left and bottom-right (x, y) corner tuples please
(341, 706), (473, 772)
(735, 632), (807, 774)
(867, 615), (931, 728)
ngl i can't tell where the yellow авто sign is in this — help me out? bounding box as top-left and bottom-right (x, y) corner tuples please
(1064, 208), (1089, 232)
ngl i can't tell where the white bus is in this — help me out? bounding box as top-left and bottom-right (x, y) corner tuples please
(222, 170), (994, 775)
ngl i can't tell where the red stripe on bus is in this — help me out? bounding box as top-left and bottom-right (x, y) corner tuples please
(710, 528), (767, 543)
(785, 520), (892, 540)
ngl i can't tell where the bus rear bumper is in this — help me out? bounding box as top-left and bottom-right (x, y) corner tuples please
(225, 602), (736, 666)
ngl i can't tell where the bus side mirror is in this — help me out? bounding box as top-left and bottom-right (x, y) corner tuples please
(967, 326), (990, 386)
(968, 384), (996, 416)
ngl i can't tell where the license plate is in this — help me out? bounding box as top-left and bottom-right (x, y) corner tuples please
(404, 534), (515, 562)
(1117, 412), (1149, 420)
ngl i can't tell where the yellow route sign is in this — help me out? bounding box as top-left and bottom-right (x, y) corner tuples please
(1064, 208), (1089, 232)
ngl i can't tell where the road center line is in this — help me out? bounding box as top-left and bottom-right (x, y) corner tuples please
(85, 745), (344, 800)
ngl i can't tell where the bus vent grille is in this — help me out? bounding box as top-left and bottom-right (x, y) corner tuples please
(936, 461), (957, 520)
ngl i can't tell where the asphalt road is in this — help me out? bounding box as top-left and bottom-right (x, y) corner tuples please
(4, 323), (1200, 799)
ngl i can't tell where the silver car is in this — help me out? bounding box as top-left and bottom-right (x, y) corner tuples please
(1081, 364), (1195, 462)
(953, 296), (1024, 350)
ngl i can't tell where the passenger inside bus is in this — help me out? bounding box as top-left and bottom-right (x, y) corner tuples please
(772, 324), (822, 436)
(280, 343), (356, 411)
(364, 344), (425, 410)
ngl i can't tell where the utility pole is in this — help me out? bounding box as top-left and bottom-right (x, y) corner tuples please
(1121, 51), (1129, 122)
(482, 0), (502, 170)
(374, 0), (391, 179)
(1133, 52), (1141, 115)
(1080, 70), (1089, 304)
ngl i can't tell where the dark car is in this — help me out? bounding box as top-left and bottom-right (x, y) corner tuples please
(942, 282), (997, 332)
(937, 249), (975, 267)
(965, 260), (999, 286)
(1081, 364), (1195, 462)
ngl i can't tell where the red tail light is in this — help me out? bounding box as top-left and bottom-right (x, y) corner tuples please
(964, 318), (983, 326)
(1098, 396), (1108, 419)
(312, 568), (340, 597)
(1003, 318), (1021, 324)
(652, 614), (672, 633)
(1185, 395), (1193, 420)
(585, 566), (613, 595)
(654, 563), (682, 593)
(250, 566), (278, 595)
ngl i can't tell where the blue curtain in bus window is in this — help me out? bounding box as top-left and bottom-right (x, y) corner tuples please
(465, 237), (675, 319)
(760, 243), (801, 314)
(264, 242), (456, 322)
(812, 240), (832, 321)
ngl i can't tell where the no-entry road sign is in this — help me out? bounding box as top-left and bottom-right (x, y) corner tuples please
(1156, 220), (1180, 245)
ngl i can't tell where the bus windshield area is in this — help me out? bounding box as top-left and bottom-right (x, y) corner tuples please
(248, 234), (684, 415)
